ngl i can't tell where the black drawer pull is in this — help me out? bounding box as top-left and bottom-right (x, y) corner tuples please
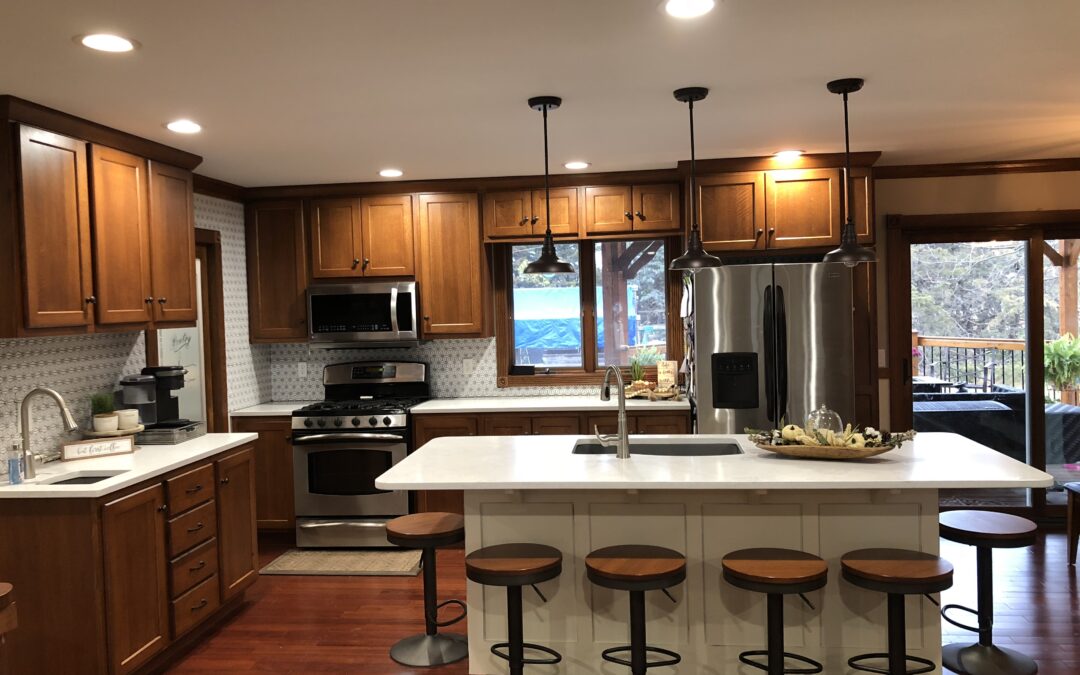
(185, 484), (203, 494)
(186, 522), (205, 533)
(189, 560), (207, 572)
(191, 598), (208, 611)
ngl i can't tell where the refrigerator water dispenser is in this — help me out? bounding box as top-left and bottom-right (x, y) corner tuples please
(711, 353), (758, 409)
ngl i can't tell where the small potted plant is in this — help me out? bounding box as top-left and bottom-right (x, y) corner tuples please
(90, 391), (118, 432)
(1045, 334), (1080, 405)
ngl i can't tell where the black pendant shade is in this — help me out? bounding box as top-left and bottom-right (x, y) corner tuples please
(670, 87), (721, 271)
(822, 78), (876, 268)
(523, 96), (574, 275)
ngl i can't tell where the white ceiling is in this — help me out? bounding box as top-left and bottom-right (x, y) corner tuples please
(3, 1), (1079, 186)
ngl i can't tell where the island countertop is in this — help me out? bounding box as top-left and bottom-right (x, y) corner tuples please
(376, 432), (1053, 490)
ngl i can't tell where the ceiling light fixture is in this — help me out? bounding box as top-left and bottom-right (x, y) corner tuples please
(523, 96), (574, 275)
(664, 0), (716, 19)
(379, 168), (404, 178)
(564, 161), (590, 170)
(822, 78), (876, 268)
(165, 119), (201, 134)
(774, 149), (804, 161)
(78, 33), (137, 52)
(670, 87), (721, 271)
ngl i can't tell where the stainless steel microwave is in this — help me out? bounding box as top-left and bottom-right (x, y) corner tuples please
(307, 281), (419, 347)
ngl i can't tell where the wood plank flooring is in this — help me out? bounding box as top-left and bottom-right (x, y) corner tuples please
(166, 532), (1080, 674)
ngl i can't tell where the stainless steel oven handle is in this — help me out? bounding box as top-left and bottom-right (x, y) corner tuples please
(389, 286), (400, 335)
(298, 521), (388, 529)
(293, 433), (404, 443)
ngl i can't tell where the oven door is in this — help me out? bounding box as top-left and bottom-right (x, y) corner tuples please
(292, 433), (409, 517)
(308, 281), (418, 345)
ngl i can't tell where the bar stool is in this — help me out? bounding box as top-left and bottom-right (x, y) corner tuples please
(939, 510), (1039, 675)
(722, 548), (827, 675)
(385, 513), (468, 667)
(585, 545), (685, 675)
(841, 548), (953, 675)
(1066, 483), (1079, 566)
(465, 543), (563, 675)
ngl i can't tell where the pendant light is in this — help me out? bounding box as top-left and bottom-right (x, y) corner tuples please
(822, 78), (876, 267)
(670, 87), (721, 271)
(523, 96), (575, 274)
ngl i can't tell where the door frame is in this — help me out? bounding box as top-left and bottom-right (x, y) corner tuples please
(886, 209), (1080, 518)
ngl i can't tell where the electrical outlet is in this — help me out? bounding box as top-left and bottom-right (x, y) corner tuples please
(462, 358), (476, 375)
(298, 362), (308, 378)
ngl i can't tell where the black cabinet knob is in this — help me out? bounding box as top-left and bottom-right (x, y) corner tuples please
(158, 297), (167, 304)
(530, 215), (539, 225)
(624, 211), (633, 220)
(635, 211), (645, 220)
(85, 296), (97, 304)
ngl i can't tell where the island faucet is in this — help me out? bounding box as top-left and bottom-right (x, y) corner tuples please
(596, 365), (631, 459)
(19, 387), (79, 479)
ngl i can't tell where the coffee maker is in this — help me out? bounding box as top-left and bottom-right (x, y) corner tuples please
(120, 366), (205, 443)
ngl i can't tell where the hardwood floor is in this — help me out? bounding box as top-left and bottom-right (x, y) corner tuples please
(167, 533), (1080, 674)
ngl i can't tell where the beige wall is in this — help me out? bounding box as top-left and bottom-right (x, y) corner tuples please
(873, 170), (1080, 426)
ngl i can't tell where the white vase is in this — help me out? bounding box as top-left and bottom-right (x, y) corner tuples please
(93, 413), (119, 432)
(116, 409), (139, 430)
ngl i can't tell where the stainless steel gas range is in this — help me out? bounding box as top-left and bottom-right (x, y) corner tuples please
(291, 361), (429, 548)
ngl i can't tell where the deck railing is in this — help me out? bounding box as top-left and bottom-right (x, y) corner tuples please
(912, 333), (1026, 391)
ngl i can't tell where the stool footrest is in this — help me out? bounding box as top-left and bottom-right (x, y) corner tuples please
(430, 598), (467, 628)
(940, 602), (983, 636)
(601, 645), (681, 670)
(490, 641), (562, 665)
(848, 652), (936, 675)
(738, 649), (822, 674)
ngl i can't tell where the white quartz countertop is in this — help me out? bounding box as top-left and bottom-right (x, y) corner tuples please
(410, 396), (690, 414)
(0, 433), (257, 498)
(376, 432), (1053, 491)
(230, 402), (316, 417)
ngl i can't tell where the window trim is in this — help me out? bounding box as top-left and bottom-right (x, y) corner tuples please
(494, 237), (685, 388)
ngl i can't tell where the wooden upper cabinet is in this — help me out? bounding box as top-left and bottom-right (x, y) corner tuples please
(15, 126), (94, 329)
(765, 168), (842, 249)
(484, 190), (533, 238)
(246, 201), (308, 342)
(102, 484), (170, 675)
(849, 166), (874, 243)
(89, 145), (154, 325)
(147, 162), (197, 324)
(697, 172), (766, 251)
(632, 184), (680, 232)
(309, 198), (363, 278)
(584, 186), (633, 234)
(361, 194), (414, 276)
(531, 187), (578, 236)
(417, 193), (484, 336)
(215, 447), (258, 601)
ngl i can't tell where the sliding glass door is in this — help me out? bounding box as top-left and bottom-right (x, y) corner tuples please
(1043, 238), (1080, 507)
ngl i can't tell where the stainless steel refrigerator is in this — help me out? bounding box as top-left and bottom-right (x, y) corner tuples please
(693, 263), (855, 434)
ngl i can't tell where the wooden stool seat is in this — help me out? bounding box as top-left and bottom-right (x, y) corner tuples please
(841, 548), (953, 596)
(586, 545), (686, 592)
(466, 543), (562, 587)
(386, 512), (465, 548)
(722, 548), (828, 596)
(939, 510), (1037, 548)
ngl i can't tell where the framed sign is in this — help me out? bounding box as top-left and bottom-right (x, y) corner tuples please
(657, 360), (678, 390)
(61, 436), (135, 461)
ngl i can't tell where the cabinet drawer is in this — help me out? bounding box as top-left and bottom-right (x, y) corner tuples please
(168, 499), (217, 557)
(169, 537), (218, 598)
(166, 463), (214, 515)
(171, 573), (221, 637)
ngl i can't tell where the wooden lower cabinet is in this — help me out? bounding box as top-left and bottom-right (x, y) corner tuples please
(412, 414), (478, 514)
(231, 416), (295, 531)
(634, 413), (692, 435)
(215, 447), (259, 601)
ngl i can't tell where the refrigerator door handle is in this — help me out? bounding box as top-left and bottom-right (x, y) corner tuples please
(776, 284), (789, 423)
(763, 285), (776, 423)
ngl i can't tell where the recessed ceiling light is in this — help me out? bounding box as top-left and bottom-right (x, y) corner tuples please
(664, 0), (716, 19)
(165, 119), (201, 134)
(774, 149), (804, 161)
(379, 168), (404, 178)
(564, 161), (590, 170)
(77, 33), (138, 52)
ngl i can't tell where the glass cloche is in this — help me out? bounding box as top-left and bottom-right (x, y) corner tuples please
(805, 404), (843, 434)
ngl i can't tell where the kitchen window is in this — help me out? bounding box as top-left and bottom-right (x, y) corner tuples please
(497, 238), (679, 385)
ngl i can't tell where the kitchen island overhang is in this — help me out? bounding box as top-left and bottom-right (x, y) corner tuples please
(377, 433), (1051, 675)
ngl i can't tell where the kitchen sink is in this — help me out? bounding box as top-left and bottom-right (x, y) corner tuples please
(39, 469), (127, 485)
(572, 439), (743, 457)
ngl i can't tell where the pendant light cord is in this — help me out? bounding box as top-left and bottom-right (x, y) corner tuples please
(543, 104), (552, 237)
(843, 91), (852, 227)
(688, 99), (698, 234)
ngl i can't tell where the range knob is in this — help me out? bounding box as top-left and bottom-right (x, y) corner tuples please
(351, 417), (361, 427)
(383, 417), (392, 426)
(368, 416), (378, 426)
(304, 418), (314, 428)
(333, 418), (343, 427)
(316, 419), (327, 428)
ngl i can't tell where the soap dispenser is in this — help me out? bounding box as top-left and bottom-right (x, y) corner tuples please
(5, 443), (22, 485)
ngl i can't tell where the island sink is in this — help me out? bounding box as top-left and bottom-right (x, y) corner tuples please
(38, 470), (128, 485)
(572, 438), (742, 457)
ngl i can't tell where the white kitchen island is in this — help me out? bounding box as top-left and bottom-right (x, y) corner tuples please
(376, 432), (1052, 674)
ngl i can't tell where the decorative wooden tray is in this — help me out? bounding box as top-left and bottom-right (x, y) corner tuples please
(754, 443), (896, 460)
(82, 424), (144, 439)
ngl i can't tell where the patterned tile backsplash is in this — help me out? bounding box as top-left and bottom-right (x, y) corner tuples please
(271, 338), (594, 400)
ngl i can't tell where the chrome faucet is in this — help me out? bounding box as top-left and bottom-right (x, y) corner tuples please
(19, 387), (79, 479)
(596, 365), (631, 459)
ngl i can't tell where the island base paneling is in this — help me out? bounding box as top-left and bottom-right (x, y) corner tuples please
(463, 488), (940, 675)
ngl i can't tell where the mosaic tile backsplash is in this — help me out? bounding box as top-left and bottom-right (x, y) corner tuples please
(271, 338), (595, 400)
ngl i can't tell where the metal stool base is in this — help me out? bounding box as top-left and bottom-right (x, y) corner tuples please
(389, 632), (468, 668)
(848, 652), (935, 675)
(601, 644), (681, 670)
(739, 649), (822, 674)
(942, 642), (1039, 675)
(491, 641), (562, 666)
